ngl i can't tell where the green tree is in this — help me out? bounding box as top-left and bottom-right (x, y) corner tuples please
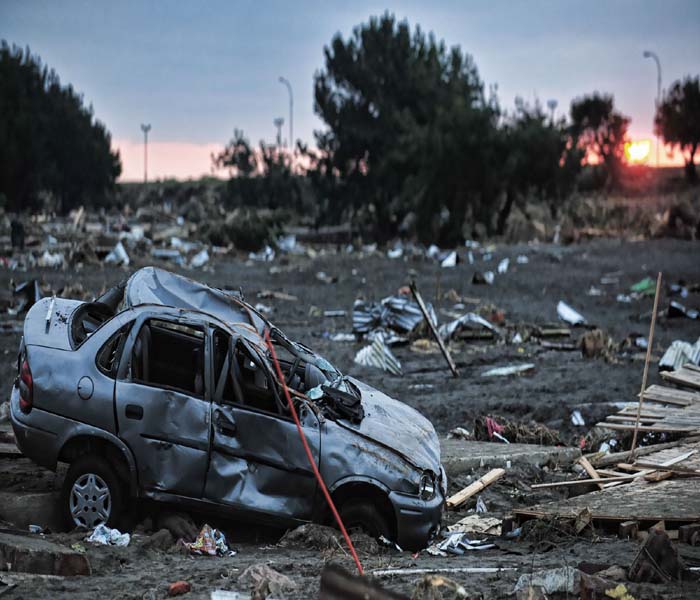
(313, 13), (498, 243)
(655, 76), (700, 183)
(0, 42), (121, 212)
(570, 93), (629, 188)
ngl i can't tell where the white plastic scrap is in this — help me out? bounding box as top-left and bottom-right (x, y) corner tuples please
(387, 247), (403, 259)
(440, 250), (458, 268)
(432, 531), (496, 554)
(482, 363), (535, 377)
(482, 271), (495, 284)
(516, 255), (529, 264)
(354, 333), (402, 376)
(38, 250), (65, 268)
(189, 248), (210, 268)
(87, 524), (130, 546)
(659, 338), (700, 371)
(556, 300), (586, 325)
(497, 258), (509, 274)
(104, 241), (130, 267)
(514, 566), (580, 596)
(248, 245), (275, 262)
(439, 313), (497, 340)
(570, 410), (585, 427)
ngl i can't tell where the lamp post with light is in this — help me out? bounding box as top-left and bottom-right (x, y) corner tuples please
(643, 50), (662, 169)
(278, 77), (293, 152)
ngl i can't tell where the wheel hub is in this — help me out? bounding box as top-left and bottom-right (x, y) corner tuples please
(69, 473), (111, 528)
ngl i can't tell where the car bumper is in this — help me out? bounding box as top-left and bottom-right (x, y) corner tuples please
(389, 489), (444, 551)
(9, 385), (58, 469)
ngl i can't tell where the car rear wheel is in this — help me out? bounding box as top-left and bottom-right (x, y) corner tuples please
(61, 455), (124, 530)
(339, 498), (392, 540)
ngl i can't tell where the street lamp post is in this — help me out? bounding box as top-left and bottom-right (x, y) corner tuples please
(278, 77), (293, 151)
(643, 50), (662, 169)
(140, 123), (151, 184)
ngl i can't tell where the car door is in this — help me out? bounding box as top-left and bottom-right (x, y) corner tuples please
(115, 313), (212, 498)
(204, 331), (320, 520)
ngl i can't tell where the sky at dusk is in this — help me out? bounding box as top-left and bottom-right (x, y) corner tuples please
(3, 0), (699, 181)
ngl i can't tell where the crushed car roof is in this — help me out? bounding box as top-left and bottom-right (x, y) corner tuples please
(124, 267), (267, 332)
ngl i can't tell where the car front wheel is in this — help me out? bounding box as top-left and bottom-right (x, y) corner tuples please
(61, 455), (124, 530)
(339, 498), (392, 540)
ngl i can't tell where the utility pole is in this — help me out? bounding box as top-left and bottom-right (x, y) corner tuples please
(547, 99), (558, 123)
(273, 117), (284, 149)
(278, 77), (293, 152)
(140, 123), (151, 184)
(643, 50), (662, 169)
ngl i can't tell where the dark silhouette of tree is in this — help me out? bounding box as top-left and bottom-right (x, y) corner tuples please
(570, 93), (629, 188)
(0, 42), (121, 212)
(496, 99), (582, 234)
(313, 13), (498, 243)
(655, 76), (700, 183)
(212, 128), (257, 177)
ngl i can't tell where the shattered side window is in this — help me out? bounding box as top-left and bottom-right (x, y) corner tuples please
(96, 323), (132, 378)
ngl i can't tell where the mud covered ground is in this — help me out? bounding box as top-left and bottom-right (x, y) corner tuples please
(1, 238), (699, 598)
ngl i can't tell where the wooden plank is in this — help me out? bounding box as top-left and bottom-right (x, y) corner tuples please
(661, 368), (700, 391)
(639, 384), (700, 406)
(514, 479), (700, 525)
(578, 456), (605, 490)
(446, 468), (505, 509)
(596, 423), (697, 433)
(587, 435), (700, 467)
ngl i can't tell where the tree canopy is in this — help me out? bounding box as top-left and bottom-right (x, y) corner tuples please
(655, 76), (700, 182)
(0, 41), (121, 213)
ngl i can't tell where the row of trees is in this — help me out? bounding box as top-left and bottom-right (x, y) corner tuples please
(217, 15), (699, 243)
(0, 42), (121, 213)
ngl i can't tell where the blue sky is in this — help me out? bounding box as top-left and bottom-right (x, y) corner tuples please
(2, 0), (699, 179)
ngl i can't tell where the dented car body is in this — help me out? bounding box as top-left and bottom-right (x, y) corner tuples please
(10, 267), (445, 549)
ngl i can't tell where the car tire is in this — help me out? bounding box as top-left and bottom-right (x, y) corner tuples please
(61, 455), (124, 530)
(339, 498), (392, 540)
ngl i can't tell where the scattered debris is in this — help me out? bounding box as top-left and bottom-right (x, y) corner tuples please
(659, 338), (700, 371)
(446, 468), (505, 509)
(86, 524), (130, 547)
(513, 566), (580, 598)
(180, 524), (229, 557)
(482, 363), (535, 377)
(354, 333), (402, 375)
(557, 300), (587, 325)
(168, 581), (192, 597)
(352, 294), (435, 337)
(668, 300), (699, 320)
(238, 564), (297, 598)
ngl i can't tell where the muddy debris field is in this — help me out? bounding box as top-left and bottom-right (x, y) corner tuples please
(1, 237), (700, 599)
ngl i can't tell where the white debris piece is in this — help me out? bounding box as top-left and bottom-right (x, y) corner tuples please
(104, 241), (130, 266)
(516, 255), (529, 264)
(189, 248), (210, 268)
(570, 410), (585, 426)
(387, 247), (403, 259)
(439, 313), (497, 340)
(659, 338), (700, 371)
(354, 333), (402, 375)
(38, 250), (64, 268)
(497, 258), (509, 274)
(556, 301), (586, 325)
(482, 363), (535, 377)
(514, 566), (580, 596)
(87, 524), (130, 546)
(440, 250), (458, 268)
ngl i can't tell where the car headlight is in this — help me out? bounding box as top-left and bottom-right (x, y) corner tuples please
(419, 472), (436, 500)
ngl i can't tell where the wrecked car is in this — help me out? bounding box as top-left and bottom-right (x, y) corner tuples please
(10, 267), (445, 550)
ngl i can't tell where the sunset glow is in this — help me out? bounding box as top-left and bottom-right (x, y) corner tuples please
(624, 139), (651, 164)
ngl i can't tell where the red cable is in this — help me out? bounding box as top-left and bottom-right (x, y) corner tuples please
(264, 329), (365, 575)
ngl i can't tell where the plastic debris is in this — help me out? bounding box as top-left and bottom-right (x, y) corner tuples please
(438, 313), (498, 340)
(28, 524), (43, 534)
(659, 338), (700, 371)
(104, 241), (130, 267)
(189, 248), (210, 268)
(482, 363), (535, 377)
(514, 566), (580, 596)
(630, 276), (656, 296)
(352, 295), (435, 337)
(354, 333), (402, 376)
(557, 300), (586, 325)
(448, 514), (501, 536)
(429, 531), (496, 555)
(323, 309), (346, 317)
(181, 524), (229, 556)
(248, 245), (275, 262)
(472, 271), (495, 285)
(497, 258), (509, 274)
(570, 410), (585, 426)
(516, 255), (529, 264)
(668, 301), (699, 320)
(38, 249), (64, 268)
(387, 247), (403, 259)
(86, 524), (131, 546)
(329, 332), (355, 342)
(440, 250), (458, 268)
(168, 581), (192, 597)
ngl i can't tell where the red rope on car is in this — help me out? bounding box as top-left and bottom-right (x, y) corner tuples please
(263, 328), (365, 575)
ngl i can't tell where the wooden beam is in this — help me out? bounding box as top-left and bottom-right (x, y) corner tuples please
(578, 456), (605, 490)
(446, 468), (505, 509)
(410, 281), (459, 378)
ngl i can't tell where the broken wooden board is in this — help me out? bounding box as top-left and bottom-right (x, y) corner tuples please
(514, 479), (700, 526)
(639, 384), (700, 407)
(661, 366), (700, 391)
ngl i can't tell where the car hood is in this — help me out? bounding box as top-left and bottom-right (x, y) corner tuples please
(338, 377), (441, 475)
